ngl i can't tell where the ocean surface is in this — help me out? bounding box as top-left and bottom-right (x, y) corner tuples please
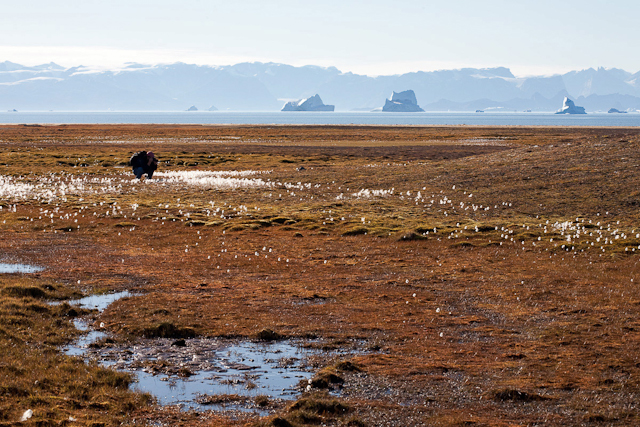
(1, 111), (639, 127)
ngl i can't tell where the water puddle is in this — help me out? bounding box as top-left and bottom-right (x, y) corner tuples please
(96, 338), (319, 411)
(54, 292), (133, 355)
(61, 291), (329, 412)
(65, 291), (133, 313)
(0, 263), (44, 273)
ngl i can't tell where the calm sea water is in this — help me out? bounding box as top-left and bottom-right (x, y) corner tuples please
(1, 111), (639, 127)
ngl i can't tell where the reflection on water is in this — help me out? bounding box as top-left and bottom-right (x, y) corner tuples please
(127, 340), (315, 410)
(61, 291), (132, 354)
(65, 291), (132, 311)
(66, 329), (107, 356)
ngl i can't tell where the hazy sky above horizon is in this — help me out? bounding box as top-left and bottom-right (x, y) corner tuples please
(1, 0), (638, 77)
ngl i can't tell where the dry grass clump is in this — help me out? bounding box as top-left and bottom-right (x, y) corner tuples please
(196, 393), (250, 406)
(141, 321), (197, 339)
(255, 328), (284, 341)
(334, 360), (362, 372)
(341, 227), (368, 236)
(305, 369), (345, 390)
(2, 284), (48, 299)
(260, 391), (351, 427)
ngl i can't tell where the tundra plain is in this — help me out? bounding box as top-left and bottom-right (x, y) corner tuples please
(0, 124), (639, 427)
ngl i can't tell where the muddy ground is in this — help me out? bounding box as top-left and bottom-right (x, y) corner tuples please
(0, 124), (639, 426)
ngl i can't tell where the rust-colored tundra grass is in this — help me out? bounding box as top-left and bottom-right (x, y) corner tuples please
(0, 124), (639, 426)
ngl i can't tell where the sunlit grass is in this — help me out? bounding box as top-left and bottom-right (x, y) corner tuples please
(0, 276), (152, 424)
(0, 124), (639, 426)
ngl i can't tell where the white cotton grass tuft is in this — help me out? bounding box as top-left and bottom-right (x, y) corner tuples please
(20, 409), (33, 421)
(0, 176), (39, 199)
(0, 170), (274, 203)
(351, 188), (393, 199)
(154, 170), (272, 189)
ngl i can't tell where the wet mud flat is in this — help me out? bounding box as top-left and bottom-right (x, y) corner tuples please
(1, 125), (640, 426)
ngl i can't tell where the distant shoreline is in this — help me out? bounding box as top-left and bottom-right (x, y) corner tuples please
(0, 111), (639, 127)
(0, 122), (639, 131)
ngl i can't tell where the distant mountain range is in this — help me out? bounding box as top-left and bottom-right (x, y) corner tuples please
(1, 61), (639, 112)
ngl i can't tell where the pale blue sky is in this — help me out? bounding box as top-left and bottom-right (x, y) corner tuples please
(1, 0), (638, 76)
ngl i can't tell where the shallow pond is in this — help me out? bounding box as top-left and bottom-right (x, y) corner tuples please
(109, 339), (317, 410)
(65, 291), (133, 313)
(62, 291), (327, 412)
(0, 263), (44, 273)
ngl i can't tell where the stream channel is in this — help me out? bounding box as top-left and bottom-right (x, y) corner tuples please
(62, 291), (329, 413)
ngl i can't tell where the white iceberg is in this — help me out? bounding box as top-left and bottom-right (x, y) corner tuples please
(380, 90), (424, 112)
(555, 96), (586, 114)
(281, 94), (334, 111)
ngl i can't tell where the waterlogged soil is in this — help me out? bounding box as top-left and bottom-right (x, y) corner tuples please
(1, 124), (640, 426)
(62, 292), (346, 412)
(91, 338), (333, 408)
(61, 291), (133, 354)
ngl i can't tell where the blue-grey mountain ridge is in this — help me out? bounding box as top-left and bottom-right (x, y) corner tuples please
(1, 61), (639, 112)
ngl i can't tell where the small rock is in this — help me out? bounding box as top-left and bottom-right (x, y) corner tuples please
(171, 339), (187, 347)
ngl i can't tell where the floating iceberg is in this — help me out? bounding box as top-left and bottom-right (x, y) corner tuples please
(380, 90), (424, 112)
(281, 94), (334, 111)
(555, 97), (586, 114)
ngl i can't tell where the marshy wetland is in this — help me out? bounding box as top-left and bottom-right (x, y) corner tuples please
(1, 124), (639, 426)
